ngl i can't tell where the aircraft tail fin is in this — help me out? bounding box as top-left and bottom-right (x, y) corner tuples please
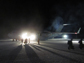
(77, 27), (81, 34)
(56, 25), (64, 32)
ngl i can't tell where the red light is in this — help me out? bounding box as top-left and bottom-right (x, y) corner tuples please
(75, 32), (77, 34)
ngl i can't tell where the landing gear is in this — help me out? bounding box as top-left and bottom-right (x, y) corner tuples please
(79, 45), (83, 49)
(79, 39), (84, 49)
(67, 39), (74, 50)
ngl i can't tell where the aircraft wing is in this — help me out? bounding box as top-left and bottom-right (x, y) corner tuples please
(40, 27), (81, 40)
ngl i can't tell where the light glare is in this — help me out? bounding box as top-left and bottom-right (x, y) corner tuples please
(63, 35), (68, 38)
(22, 33), (27, 39)
(30, 34), (36, 40)
(21, 32), (36, 40)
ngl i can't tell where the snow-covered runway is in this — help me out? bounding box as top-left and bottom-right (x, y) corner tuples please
(0, 38), (84, 63)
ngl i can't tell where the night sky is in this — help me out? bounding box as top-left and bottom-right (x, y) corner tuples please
(0, 0), (84, 38)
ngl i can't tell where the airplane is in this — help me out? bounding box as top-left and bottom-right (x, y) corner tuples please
(39, 24), (81, 40)
(8, 24), (82, 42)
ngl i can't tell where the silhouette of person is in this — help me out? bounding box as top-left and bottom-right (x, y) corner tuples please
(21, 39), (23, 42)
(67, 39), (74, 50)
(16, 39), (17, 41)
(13, 39), (14, 41)
(38, 38), (40, 45)
(25, 38), (27, 44)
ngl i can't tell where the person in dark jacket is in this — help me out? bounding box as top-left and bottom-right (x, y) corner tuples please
(21, 39), (23, 42)
(67, 39), (74, 50)
(16, 39), (17, 41)
(13, 39), (14, 41)
(24, 38), (27, 44)
(38, 38), (40, 45)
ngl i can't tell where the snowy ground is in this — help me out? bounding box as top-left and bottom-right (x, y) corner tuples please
(0, 39), (84, 63)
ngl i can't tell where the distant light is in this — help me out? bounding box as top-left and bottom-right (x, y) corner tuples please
(22, 33), (27, 39)
(21, 32), (36, 40)
(63, 35), (68, 38)
(75, 32), (77, 34)
(63, 24), (70, 26)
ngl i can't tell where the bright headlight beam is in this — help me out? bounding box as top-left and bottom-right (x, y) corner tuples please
(30, 34), (36, 40)
(22, 33), (27, 39)
(63, 35), (68, 38)
(21, 32), (36, 40)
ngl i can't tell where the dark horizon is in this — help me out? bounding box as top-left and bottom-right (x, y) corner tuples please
(0, 0), (84, 38)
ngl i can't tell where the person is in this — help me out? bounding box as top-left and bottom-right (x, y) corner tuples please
(67, 39), (74, 50)
(16, 39), (17, 41)
(38, 38), (40, 45)
(25, 38), (27, 44)
(79, 39), (84, 49)
(13, 39), (14, 41)
(21, 39), (23, 42)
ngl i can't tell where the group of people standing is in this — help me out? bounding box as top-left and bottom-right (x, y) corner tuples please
(21, 38), (30, 44)
(21, 38), (40, 45)
(12, 39), (17, 41)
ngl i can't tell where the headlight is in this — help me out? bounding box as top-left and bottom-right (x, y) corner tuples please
(21, 33), (27, 39)
(63, 35), (68, 38)
(21, 32), (36, 40)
